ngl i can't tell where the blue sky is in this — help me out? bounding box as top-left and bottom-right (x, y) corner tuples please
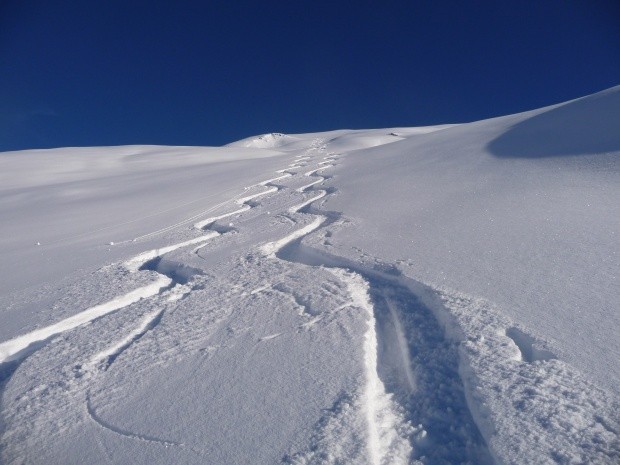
(1, 0), (618, 152)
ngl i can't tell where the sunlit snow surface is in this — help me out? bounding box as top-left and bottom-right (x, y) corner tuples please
(0, 87), (618, 464)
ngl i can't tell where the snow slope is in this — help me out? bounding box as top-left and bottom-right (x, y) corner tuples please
(322, 87), (620, 393)
(0, 145), (285, 339)
(0, 87), (618, 464)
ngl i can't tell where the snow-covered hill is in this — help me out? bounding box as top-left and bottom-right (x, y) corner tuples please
(0, 87), (618, 464)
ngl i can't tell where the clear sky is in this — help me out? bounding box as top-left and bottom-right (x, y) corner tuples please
(1, 0), (618, 152)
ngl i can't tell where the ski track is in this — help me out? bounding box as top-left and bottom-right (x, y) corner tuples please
(193, 175), (286, 230)
(0, 276), (171, 366)
(124, 233), (220, 272)
(85, 391), (190, 450)
(89, 309), (165, 371)
(287, 191), (328, 214)
(257, 146), (492, 463)
(0, 143), (330, 457)
(129, 187), (251, 243)
(1, 140), (494, 463)
(296, 177), (324, 192)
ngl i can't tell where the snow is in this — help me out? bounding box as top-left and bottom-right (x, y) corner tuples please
(229, 132), (300, 149)
(0, 275), (171, 365)
(0, 87), (618, 464)
(322, 86), (620, 394)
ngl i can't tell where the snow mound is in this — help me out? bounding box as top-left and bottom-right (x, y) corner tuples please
(228, 132), (298, 149)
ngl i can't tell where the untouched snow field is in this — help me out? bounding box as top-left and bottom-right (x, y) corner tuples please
(0, 87), (618, 464)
